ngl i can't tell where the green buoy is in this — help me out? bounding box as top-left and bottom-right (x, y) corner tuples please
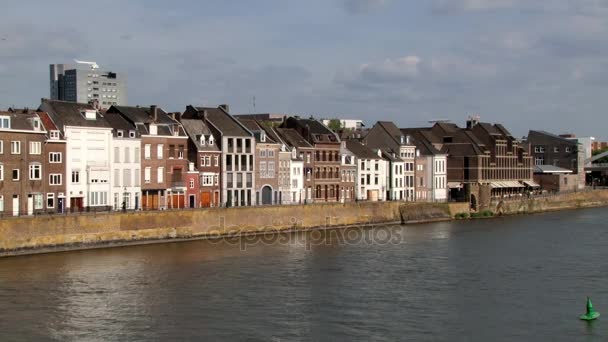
(580, 297), (600, 321)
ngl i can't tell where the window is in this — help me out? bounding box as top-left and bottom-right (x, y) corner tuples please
(554, 147), (559, 153)
(89, 191), (108, 206)
(0, 195), (4, 212)
(260, 162), (267, 178)
(34, 194), (43, 210)
(0, 140), (3, 154)
(178, 145), (184, 159)
(124, 147), (130, 163)
(0, 116), (10, 128)
(71, 171), (80, 184)
(11, 141), (21, 154)
(144, 167), (151, 183)
(29, 164), (42, 180)
(129, 131), (136, 138)
(0, 164), (2, 181)
(49, 173), (62, 185)
(157, 144), (164, 159)
(49, 152), (62, 163)
(268, 150), (275, 158)
(201, 175), (214, 186)
(157, 167), (164, 183)
(214, 156), (219, 167)
(189, 179), (194, 189)
(134, 169), (140, 186)
(134, 147), (140, 163)
(169, 145), (175, 158)
(114, 169), (120, 187)
(114, 146), (120, 163)
(535, 157), (544, 166)
(268, 162), (275, 178)
(209, 137), (214, 145)
(50, 131), (60, 140)
(566, 147), (572, 153)
(123, 169), (131, 187)
(117, 130), (124, 138)
(144, 144), (151, 159)
(260, 149), (266, 158)
(28, 141), (41, 155)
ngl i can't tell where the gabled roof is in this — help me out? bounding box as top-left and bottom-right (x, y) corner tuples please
(345, 140), (382, 160)
(276, 128), (313, 148)
(39, 99), (112, 132)
(376, 121), (408, 146)
(37, 111), (59, 133)
(180, 118), (220, 151)
(108, 105), (173, 125)
(0, 111), (44, 132)
(194, 106), (251, 137)
(104, 112), (138, 137)
(527, 130), (578, 145)
(400, 128), (443, 155)
(283, 117), (340, 144)
(237, 118), (278, 144)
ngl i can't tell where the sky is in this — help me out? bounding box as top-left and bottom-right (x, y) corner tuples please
(1, 0), (608, 139)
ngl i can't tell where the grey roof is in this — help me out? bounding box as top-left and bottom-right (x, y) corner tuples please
(283, 117), (340, 144)
(109, 105), (174, 125)
(180, 118), (220, 151)
(39, 99), (112, 132)
(237, 118), (277, 143)
(195, 107), (251, 137)
(107, 105), (186, 137)
(527, 130), (578, 145)
(345, 140), (382, 160)
(400, 128), (443, 155)
(0, 111), (43, 132)
(276, 128), (313, 148)
(104, 112), (137, 137)
(535, 165), (573, 173)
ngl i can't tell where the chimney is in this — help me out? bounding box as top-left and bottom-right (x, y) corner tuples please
(172, 112), (181, 122)
(150, 105), (158, 121)
(219, 104), (229, 113)
(203, 110), (208, 122)
(466, 115), (480, 129)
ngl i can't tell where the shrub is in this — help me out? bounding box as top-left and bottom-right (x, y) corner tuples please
(455, 212), (470, 219)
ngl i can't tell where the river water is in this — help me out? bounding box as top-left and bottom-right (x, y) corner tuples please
(1, 208), (607, 341)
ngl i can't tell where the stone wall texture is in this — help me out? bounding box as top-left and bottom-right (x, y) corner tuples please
(1, 190), (607, 256)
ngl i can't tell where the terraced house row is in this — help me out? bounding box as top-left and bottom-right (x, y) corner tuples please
(0, 99), (550, 216)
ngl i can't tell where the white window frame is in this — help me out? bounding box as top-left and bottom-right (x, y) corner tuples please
(157, 167), (164, 183)
(49, 173), (62, 185)
(0, 195), (4, 212)
(157, 144), (164, 159)
(29, 163), (42, 180)
(0, 140), (3, 154)
(144, 144), (151, 160)
(0, 116), (10, 129)
(144, 167), (151, 183)
(29, 141), (41, 155)
(34, 194), (43, 210)
(71, 171), (80, 184)
(49, 152), (62, 163)
(11, 141), (21, 154)
(0, 164), (3, 181)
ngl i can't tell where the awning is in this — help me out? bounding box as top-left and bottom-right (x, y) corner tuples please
(448, 182), (463, 189)
(490, 181), (524, 189)
(523, 180), (541, 188)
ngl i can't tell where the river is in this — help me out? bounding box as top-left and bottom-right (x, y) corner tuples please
(1, 208), (607, 341)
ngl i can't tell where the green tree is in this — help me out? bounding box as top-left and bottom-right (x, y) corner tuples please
(327, 119), (342, 132)
(593, 147), (608, 163)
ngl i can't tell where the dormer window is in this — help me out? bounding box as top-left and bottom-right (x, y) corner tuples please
(32, 118), (41, 131)
(149, 124), (158, 135)
(0, 116), (10, 129)
(209, 136), (214, 145)
(50, 130), (60, 140)
(261, 132), (266, 142)
(82, 110), (97, 120)
(200, 135), (206, 146)
(129, 130), (136, 138)
(117, 130), (124, 138)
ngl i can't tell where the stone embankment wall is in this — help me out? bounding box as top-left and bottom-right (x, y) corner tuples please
(1, 190), (607, 257)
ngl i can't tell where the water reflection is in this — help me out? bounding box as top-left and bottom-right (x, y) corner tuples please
(0, 208), (608, 341)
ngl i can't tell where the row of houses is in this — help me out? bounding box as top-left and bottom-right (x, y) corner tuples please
(0, 100), (587, 216)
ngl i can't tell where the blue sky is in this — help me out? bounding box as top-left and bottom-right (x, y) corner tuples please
(1, 0), (608, 138)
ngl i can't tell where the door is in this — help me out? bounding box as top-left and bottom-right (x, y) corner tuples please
(58, 198), (64, 213)
(201, 192), (211, 208)
(189, 195), (195, 208)
(172, 193), (185, 209)
(27, 194), (34, 216)
(145, 193), (159, 210)
(12, 195), (19, 217)
(213, 192), (219, 207)
(262, 186), (272, 205)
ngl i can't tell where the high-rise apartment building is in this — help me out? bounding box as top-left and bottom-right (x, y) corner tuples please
(50, 60), (127, 109)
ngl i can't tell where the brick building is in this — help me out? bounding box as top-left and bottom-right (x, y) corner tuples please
(179, 110), (221, 208)
(107, 105), (189, 210)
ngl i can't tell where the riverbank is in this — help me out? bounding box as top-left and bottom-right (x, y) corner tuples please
(1, 190), (608, 257)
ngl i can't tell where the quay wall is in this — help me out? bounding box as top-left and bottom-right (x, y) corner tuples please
(1, 190), (608, 256)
